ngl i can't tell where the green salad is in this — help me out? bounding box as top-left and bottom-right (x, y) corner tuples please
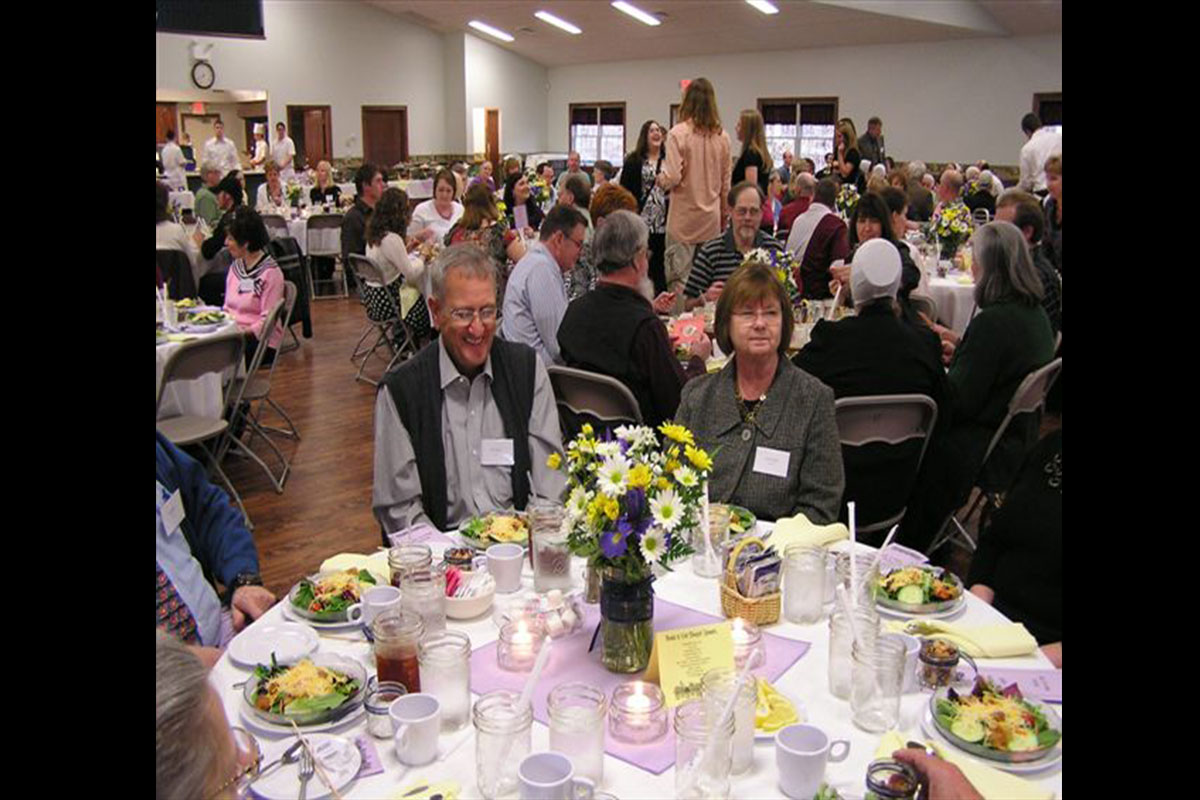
(934, 677), (1061, 755)
(251, 654), (361, 716)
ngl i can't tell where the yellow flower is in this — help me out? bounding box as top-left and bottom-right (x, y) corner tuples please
(658, 423), (695, 447)
(581, 423), (594, 436)
(546, 453), (562, 470)
(627, 464), (652, 489)
(668, 446), (680, 460)
(685, 445), (713, 472)
(604, 496), (620, 521)
(656, 477), (671, 491)
(666, 459), (681, 473)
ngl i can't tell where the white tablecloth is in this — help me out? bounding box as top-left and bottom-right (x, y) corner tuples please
(211, 528), (1061, 798)
(390, 178), (434, 200)
(926, 276), (977, 336)
(156, 321), (241, 420)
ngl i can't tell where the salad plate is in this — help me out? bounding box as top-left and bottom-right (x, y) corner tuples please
(728, 505), (757, 536)
(458, 511), (529, 550)
(921, 679), (1062, 774)
(875, 566), (965, 618)
(288, 568), (382, 624)
(250, 734), (362, 800)
(242, 652), (367, 729)
(227, 622), (319, 668)
(281, 601), (366, 630)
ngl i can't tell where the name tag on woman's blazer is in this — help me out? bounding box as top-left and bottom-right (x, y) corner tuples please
(753, 447), (790, 478)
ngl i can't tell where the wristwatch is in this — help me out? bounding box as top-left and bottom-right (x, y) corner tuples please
(225, 571), (264, 605)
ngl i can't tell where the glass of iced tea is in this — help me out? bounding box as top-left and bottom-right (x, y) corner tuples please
(372, 609), (425, 693)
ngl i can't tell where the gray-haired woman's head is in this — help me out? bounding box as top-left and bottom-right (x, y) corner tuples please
(157, 631), (223, 800)
(972, 221), (1044, 309)
(591, 210), (648, 275)
(429, 242), (497, 304)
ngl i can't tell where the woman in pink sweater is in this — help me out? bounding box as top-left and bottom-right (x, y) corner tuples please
(222, 207), (284, 367)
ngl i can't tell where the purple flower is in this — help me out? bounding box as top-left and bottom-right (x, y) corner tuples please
(600, 529), (627, 558)
(624, 488), (646, 522)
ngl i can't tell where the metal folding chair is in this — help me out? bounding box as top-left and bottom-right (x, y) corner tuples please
(223, 290), (297, 493)
(261, 213), (290, 242)
(156, 249), (197, 300)
(345, 254), (417, 385)
(927, 357), (1063, 554)
(269, 238), (310, 352)
(546, 365), (642, 441)
(971, 207), (991, 226)
(155, 329), (252, 527)
(307, 213), (347, 299)
(834, 394), (938, 535)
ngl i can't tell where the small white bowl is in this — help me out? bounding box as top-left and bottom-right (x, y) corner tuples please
(445, 582), (496, 620)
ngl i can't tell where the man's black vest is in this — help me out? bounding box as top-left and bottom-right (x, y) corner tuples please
(382, 339), (536, 532)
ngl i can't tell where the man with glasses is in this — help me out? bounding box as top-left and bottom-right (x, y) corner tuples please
(500, 205), (588, 366)
(683, 182), (784, 311)
(373, 244), (566, 538)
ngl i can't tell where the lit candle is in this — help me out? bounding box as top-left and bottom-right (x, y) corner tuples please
(610, 681), (668, 744)
(498, 617), (545, 671)
(512, 619), (534, 659)
(626, 682), (653, 724)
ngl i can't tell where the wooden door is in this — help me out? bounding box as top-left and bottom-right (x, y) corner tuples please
(156, 103), (178, 144)
(287, 105), (332, 171)
(362, 107), (408, 169)
(485, 109), (500, 175)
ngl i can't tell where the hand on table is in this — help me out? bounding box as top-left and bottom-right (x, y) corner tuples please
(652, 291), (677, 314)
(969, 584), (995, 605)
(231, 585), (276, 631)
(689, 335), (713, 361)
(703, 281), (725, 304)
(892, 749), (983, 800)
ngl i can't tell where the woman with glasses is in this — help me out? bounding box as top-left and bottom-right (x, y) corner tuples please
(157, 631), (261, 800)
(676, 261), (843, 523)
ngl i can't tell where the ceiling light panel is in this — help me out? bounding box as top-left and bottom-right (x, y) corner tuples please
(468, 20), (515, 42)
(611, 2), (661, 26)
(535, 10), (582, 34)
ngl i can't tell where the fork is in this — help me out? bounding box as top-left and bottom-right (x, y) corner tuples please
(297, 747), (314, 800)
(252, 740), (303, 783)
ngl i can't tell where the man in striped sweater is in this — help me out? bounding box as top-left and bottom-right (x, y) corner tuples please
(683, 182), (784, 310)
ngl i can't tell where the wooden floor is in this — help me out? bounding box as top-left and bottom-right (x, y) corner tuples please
(223, 297), (391, 599)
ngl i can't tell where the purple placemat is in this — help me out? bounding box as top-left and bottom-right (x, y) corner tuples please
(389, 524), (456, 548)
(468, 597), (810, 775)
(976, 667), (1062, 703)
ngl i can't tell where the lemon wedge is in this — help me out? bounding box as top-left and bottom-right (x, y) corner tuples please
(755, 679), (801, 733)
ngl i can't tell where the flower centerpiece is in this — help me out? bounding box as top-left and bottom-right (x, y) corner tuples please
(527, 170), (552, 207)
(741, 247), (801, 307)
(836, 183), (860, 217)
(285, 181), (303, 208)
(549, 422), (712, 672)
(930, 201), (973, 259)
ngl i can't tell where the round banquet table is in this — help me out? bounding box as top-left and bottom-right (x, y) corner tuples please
(925, 275), (977, 336)
(156, 321), (241, 420)
(211, 526), (1062, 799)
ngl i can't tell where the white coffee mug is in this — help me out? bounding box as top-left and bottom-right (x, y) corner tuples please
(518, 752), (595, 800)
(349, 585), (402, 627)
(390, 693), (441, 766)
(883, 632), (921, 694)
(487, 543), (525, 594)
(775, 724), (849, 800)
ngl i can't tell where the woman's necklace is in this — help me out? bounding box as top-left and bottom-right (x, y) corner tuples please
(735, 383), (768, 424)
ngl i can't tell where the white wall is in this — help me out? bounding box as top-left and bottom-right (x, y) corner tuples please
(156, 1), (447, 158)
(546, 35), (1062, 167)
(463, 33), (549, 155)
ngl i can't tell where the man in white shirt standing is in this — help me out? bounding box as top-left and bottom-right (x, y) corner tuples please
(249, 123), (268, 169)
(202, 119), (240, 178)
(499, 204), (589, 366)
(1018, 113), (1061, 196)
(271, 122), (297, 183)
(160, 129), (187, 191)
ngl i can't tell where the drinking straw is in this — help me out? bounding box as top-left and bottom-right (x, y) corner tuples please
(496, 637), (554, 768)
(686, 651), (760, 796)
(848, 501), (857, 612)
(834, 584), (863, 649)
(863, 524), (900, 591)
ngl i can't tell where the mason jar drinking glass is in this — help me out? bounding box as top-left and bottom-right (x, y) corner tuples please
(851, 637), (906, 732)
(548, 682), (608, 786)
(473, 690), (533, 800)
(827, 604), (879, 700)
(783, 544), (826, 624)
(418, 630), (471, 731)
(700, 668), (756, 775)
(400, 563), (447, 634)
(674, 699), (734, 799)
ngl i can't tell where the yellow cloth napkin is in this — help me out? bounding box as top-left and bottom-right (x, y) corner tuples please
(888, 619), (1038, 658)
(769, 513), (849, 550)
(166, 333), (196, 343)
(956, 275), (975, 285)
(874, 731), (1052, 800)
(318, 551), (390, 583)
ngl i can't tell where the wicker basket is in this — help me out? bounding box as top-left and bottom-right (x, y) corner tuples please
(719, 536), (780, 625)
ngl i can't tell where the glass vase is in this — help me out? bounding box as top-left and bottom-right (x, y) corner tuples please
(599, 569), (655, 673)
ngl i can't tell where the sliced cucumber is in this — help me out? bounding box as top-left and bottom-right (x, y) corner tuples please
(1009, 731), (1040, 752)
(950, 718), (985, 743)
(896, 585), (926, 604)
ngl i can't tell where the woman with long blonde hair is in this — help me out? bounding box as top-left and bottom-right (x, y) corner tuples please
(733, 109), (774, 195)
(834, 119), (865, 193)
(658, 77), (733, 304)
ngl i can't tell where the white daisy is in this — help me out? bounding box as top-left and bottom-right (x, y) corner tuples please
(673, 465), (699, 488)
(597, 455), (632, 496)
(566, 486), (591, 520)
(640, 527), (665, 563)
(650, 488), (682, 532)
(595, 440), (621, 460)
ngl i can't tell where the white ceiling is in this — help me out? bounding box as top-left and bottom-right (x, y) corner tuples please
(370, 0), (1061, 67)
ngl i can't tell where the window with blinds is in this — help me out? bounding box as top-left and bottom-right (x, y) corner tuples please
(570, 103), (626, 165)
(1035, 93), (1062, 135)
(758, 98), (838, 170)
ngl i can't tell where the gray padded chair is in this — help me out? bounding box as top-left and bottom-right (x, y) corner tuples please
(547, 365), (642, 441)
(307, 213), (347, 298)
(261, 213), (290, 242)
(928, 357), (1063, 554)
(834, 394), (938, 536)
(156, 329), (252, 527)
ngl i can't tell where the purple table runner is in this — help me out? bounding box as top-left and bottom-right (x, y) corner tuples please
(469, 596), (810, 774)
